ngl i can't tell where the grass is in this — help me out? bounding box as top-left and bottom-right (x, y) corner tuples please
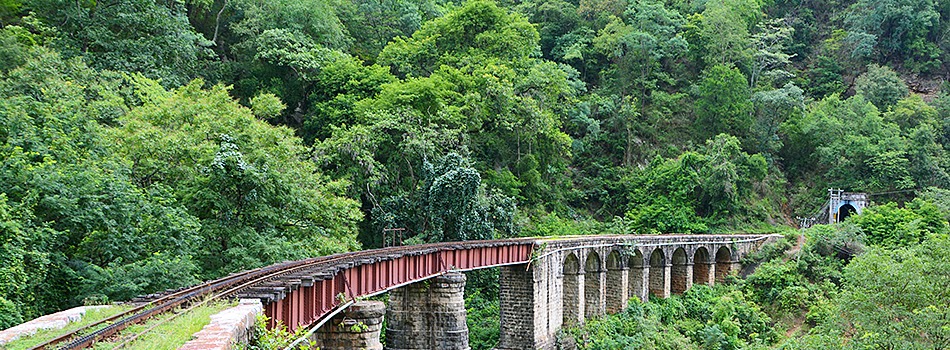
(90, 300), (234, 350)
(4, 301), (236, 350)
(5, 305), (131, 350)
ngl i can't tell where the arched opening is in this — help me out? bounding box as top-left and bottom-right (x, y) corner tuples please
(605, 250), (624, 313)
(562, 253), (581, 326)
(585, 252), (603, 318)
(715, 247), (732, 283)
(837, 203), (857, 222)
(671, 248), (688, 295)
(628, 250), (644, 302)
(648, 248), (666, 298)
(693, 247), (711, 286)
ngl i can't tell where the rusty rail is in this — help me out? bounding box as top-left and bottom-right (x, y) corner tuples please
(34, 238), (537, 349)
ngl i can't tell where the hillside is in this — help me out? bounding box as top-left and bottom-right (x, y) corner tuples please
(1, 0), (949, 348)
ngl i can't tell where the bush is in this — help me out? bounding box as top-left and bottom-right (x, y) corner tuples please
(0, 296), (23, 330)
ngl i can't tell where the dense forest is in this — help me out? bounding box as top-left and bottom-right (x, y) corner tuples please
(1, 0), (949, 347)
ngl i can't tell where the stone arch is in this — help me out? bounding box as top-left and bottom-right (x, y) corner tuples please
(715, 246), (732, 283)
(628, 249), (645, 302)
(692, 247), (711, 286)
(605, 250), (625, 313)
(671, 248), (689, 295)
(837, 203), (857, 222)
(585, 251), (604, 318)
(562, 253), (582, 326)
(648, 248), (666, 298)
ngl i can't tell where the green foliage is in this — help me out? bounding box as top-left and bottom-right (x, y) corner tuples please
(572, 286), (778, 350)
(850, 199), (948, 247)
(854, 64), (909, 110)
(591, 0), (687, 100)
(378, 0), (539, 77)
(250, 93), (286, 120)
(0, 48), (200, 317)
(28, 0), (213, 86)
(243, 314), (316, 350)
(108, 79), (361, 277)
(780, 93), (932, 195)
(0, 296), (22, 330)
(845, 0), (943, 71)
(750, 83), (804, 156)
(0, 45), (361, 319)
(804, 56), (845, 99)
(695, 65), (753, 143)
(571, 300), (695, 349)
(3, 0), (950, 346)
(838, 234), (950, 349)
(370, 152), (516, 244)
(520, 213), (598, 237)
(625, 134), (771, 233)
(335, 0), (443, 61)
(246, 0), (346, 44)
(698, 0), (758, 68)
(466, 288), (500, 350)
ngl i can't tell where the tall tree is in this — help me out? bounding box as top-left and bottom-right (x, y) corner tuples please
(27, 0), (212, 86)
(695, 65), (753, 143)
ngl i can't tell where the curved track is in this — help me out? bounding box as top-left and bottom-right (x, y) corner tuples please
(31, 234), (778, 349)
(32, 238), (537, 350)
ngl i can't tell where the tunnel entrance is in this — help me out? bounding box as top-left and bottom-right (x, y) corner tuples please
(838, 204), (857, 222)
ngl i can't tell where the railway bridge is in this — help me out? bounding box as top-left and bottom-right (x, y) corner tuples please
(228, 234), (778, 349)
(1, 234), (779, 349)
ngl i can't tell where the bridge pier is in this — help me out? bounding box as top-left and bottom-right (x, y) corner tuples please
(386, 272), (470, 350)
(685, 262), (694, 291)
(605, 265), (628, 313)
(629, 261), (648, 302)
(584, 257), (605, 319)
(497, 262), (557, 350)
(232, 234), (777, 350)
(312, 301), (384, 350)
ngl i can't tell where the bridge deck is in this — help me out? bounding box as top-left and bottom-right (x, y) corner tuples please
(243, 234), (777, 332)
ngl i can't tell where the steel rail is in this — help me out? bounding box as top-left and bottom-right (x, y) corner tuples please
(42, 238), (534, 349)
(26, 234), (770, 349)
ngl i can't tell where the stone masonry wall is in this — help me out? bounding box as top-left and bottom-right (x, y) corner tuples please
(0, 305), (110, 346)
(179, 299), (262, 350)
(386, 272), (469, 350)
(312, 301), (384, 350)
(495, 234), (779, 350)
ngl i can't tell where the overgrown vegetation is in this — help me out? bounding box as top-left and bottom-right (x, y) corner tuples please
(570, 191), (950, 349)
(4, 306), (130, 350)
(2, 0), (949, 347)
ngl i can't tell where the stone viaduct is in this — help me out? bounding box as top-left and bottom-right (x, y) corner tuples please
(494, 234), (775, 349)
(262, 234), (778, 350)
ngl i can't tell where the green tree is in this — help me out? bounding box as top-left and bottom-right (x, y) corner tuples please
(699, 0), (758, 68)
(695, 65), (753, 143)
(749, 18), (794, 89)
(845, 0), (943, 71)
(781, 94), (915, 193)
(0, 47), (202, 315)
(28, 0), (213, 86)
(591, 0), (687, 100)
(378, 0), (539, 77)
(109, 79), (362, 276)
(805, 55), (845, 99)
(854, 64), (909, 110)
(840, 234), (950, 349)
(336, 0), (443, 61)
(751, 83), (804, 156)
(625, 134), (768, 232)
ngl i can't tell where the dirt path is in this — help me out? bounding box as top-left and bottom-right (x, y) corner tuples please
(784, 233), (806, 261)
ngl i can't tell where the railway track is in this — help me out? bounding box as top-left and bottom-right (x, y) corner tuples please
(30, 238), (536, 350)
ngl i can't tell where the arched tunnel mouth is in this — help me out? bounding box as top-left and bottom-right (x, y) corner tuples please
(838, 203), (857, 222)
